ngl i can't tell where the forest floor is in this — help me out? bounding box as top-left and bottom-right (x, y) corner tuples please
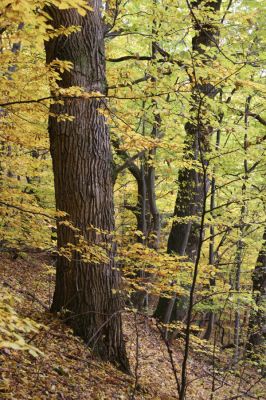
(0, 251), (265, 400)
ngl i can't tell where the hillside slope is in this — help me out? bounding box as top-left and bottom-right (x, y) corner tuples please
(0, 252), (264, 399)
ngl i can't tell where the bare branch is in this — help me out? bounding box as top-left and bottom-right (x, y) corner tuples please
(0, 200), (55, 220)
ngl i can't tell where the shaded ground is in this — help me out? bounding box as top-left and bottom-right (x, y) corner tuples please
(0, 252), (264, 399)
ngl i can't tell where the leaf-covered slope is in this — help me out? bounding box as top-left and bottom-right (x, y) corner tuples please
(0, 252), (264, 399)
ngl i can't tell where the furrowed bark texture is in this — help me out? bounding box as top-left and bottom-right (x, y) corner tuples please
(154, 0), (222, 324)
(45, 2), (129, 371)
(248, 227), (266, 357)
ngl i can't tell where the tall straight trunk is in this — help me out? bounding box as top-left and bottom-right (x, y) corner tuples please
(147, 130), (161, 250)
(233, 96), (250, 364)
(233, 224), (244, 364)
(45, 2), (129, 371)
(203, 124), (221, 340)
(147, 27), (161, 251)
(154, 0), (222, 324)
(248, 227), (266, 364)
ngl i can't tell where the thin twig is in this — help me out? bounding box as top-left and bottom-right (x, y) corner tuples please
(130, 312), (140, 400)
(156, 322), (181, 397)
(0, 201), (55, 220)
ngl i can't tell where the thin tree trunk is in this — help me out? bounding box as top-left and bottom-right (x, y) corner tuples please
(233, 96), (250, 364)
(146, 32), (161, 252)
(45, 2), (129, 371)
(147, 128), (161, 250)
(204, 111), (222, 340)
(203, 151), (217, 340)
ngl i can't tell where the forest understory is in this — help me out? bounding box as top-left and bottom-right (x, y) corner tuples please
(0, 251), (264, 400)
(0, 0), (265, 399)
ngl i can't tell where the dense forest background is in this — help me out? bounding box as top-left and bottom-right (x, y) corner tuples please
(0, 0), (265, 399)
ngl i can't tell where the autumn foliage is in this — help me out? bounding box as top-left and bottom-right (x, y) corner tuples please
(0, 0), (265, 399)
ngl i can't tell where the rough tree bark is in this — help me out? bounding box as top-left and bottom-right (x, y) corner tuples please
(248, 227), (266, 364)
(45, 1), (129, 371)
(154, 0), (222, 324)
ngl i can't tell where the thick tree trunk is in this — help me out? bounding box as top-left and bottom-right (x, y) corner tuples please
(248, 227), (266, 361)
(154, 0), (222, 324)
(45, 2), (129, 371)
